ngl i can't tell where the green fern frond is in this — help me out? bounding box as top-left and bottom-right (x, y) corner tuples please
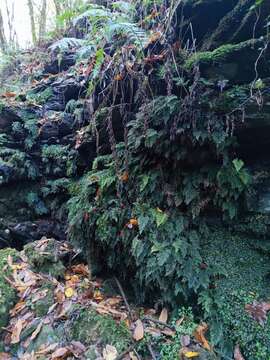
(49, 38), (85, 53)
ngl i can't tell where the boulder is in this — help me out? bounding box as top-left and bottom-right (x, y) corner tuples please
(0, 106), (22, 133)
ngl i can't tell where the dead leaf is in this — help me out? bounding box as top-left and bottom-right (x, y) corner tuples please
(30, 320), (43, 341)
(193, 322), (211, 351)
(103, 345), (118, 360)
(2, 91), (16, 98)
(10, 318), (23, 344)
(71, 264), (89, 276)
(70, 341), (86, 357)
(129, 352), (138, 360)
(51, 347), (71, 359)
(0, 353), (11, 360)
(234, 345), (245, 360)
(245, 301), (270, 325)
(64, 287), (75, 298)
(181, 335), (191, 347)
(183, 351), (199, 358)
(133, 319), (144, 341)
(159, 308), (168, 323)
(119, 172), (129, 182)
(10, 301), (26, 316)
(36, 343), (59, 355)
(161, 328), (175, 337)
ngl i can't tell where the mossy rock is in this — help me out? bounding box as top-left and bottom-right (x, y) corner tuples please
(68, 307), (132, 354)
(201, 227), (270, 359)
(27, 282), (55, 317)
(0, 248), (18, 331)
(24, 239), (66, 278)
(185, 38), (270, 84)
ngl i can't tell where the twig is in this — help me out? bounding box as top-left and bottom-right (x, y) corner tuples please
(143, 316), (176, 330)
(147, 343), (157, 360)
(114, 277), (133, 320)
(115, 346), (136, 360)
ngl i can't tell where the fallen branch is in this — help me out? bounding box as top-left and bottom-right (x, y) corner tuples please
(143, 316), (175, 330)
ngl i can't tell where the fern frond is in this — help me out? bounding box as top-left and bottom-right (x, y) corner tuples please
(49, 38), (85, 53)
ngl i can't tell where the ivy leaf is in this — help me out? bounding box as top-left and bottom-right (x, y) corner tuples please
(138, 215), (149, 234)
(233, 159), (244, 172)
(140, 175), (149, 192)
(154, 209), (168, 227)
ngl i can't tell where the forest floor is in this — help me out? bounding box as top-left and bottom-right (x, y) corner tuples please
(0, 238), (214, 360)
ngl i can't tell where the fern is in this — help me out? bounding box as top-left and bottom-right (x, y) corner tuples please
(103, 21), (148, 47)
(49, 38), (85, 54)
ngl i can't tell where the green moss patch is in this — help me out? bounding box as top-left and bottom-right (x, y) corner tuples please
(201, 227), (270, 359)
(24, 239), (66, 278)
(68, 307), (132, 354)
(0, 248), (18, 331)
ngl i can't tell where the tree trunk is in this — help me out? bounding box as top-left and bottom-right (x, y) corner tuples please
(27, 0), (37, 45)
(0, 8), (7, 52)
(38, 0), (47, 44)
(53, 0), (62, 17)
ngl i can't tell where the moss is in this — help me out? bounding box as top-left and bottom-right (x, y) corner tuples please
(0, 248), (18, 331)
(69, 307), (132, 353)
(29, 282), (55, 317)
(24, 239), (66, 278)
(201, 227), (270, 359)
(184, 38), (269, 83)
(26, 87), (53, 105)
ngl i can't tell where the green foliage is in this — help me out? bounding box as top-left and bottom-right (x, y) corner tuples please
(42, 144), (72, 177)
(27, 88), (53, 105)
(0, 149), (38, 184)
(69, 307), (132, 353)
(48, 38), (85, 54)
(158, 308), (197, 359)
(68, 92), (250, 304)
(0, 248), (18, 331)
(26, 192), (48, 216)
(200, 228), (270, 359)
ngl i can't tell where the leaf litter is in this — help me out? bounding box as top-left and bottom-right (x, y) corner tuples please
(0, 238), (214, 359)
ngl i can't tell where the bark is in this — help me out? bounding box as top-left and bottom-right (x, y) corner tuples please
(27, 0), (37, 45)
(38, 0), (47, 44)
(5, 0), (15, 43)
(53, 0), (62, 17)
(0, 8), (7, 52)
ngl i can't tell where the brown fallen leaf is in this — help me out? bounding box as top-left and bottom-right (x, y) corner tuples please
(2, 91), (17, 98)
(159, 308), (168, 323)
(36, 343), (59, 355)
(51, 347), (71, 359)
(70, 341), (86, 357)
(181, 335), (191, 347)
(30, 320), (43, 341)
(0, 353), (11, 360)
(103, 345), (118, 360)
(234, 345), (245, 360)
(10, 301), (26, 316)
(133, 319), (144, 341)
(10, 318), (23, 344)
(161, 328), (175, 337)
(193, 322), (211, 351)
(71, 264), (89, 276)
(245, 301), (270, 326)
(129, 352), (139, 360)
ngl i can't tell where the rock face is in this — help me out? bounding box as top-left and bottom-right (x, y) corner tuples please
(0, 1), (269, 359)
